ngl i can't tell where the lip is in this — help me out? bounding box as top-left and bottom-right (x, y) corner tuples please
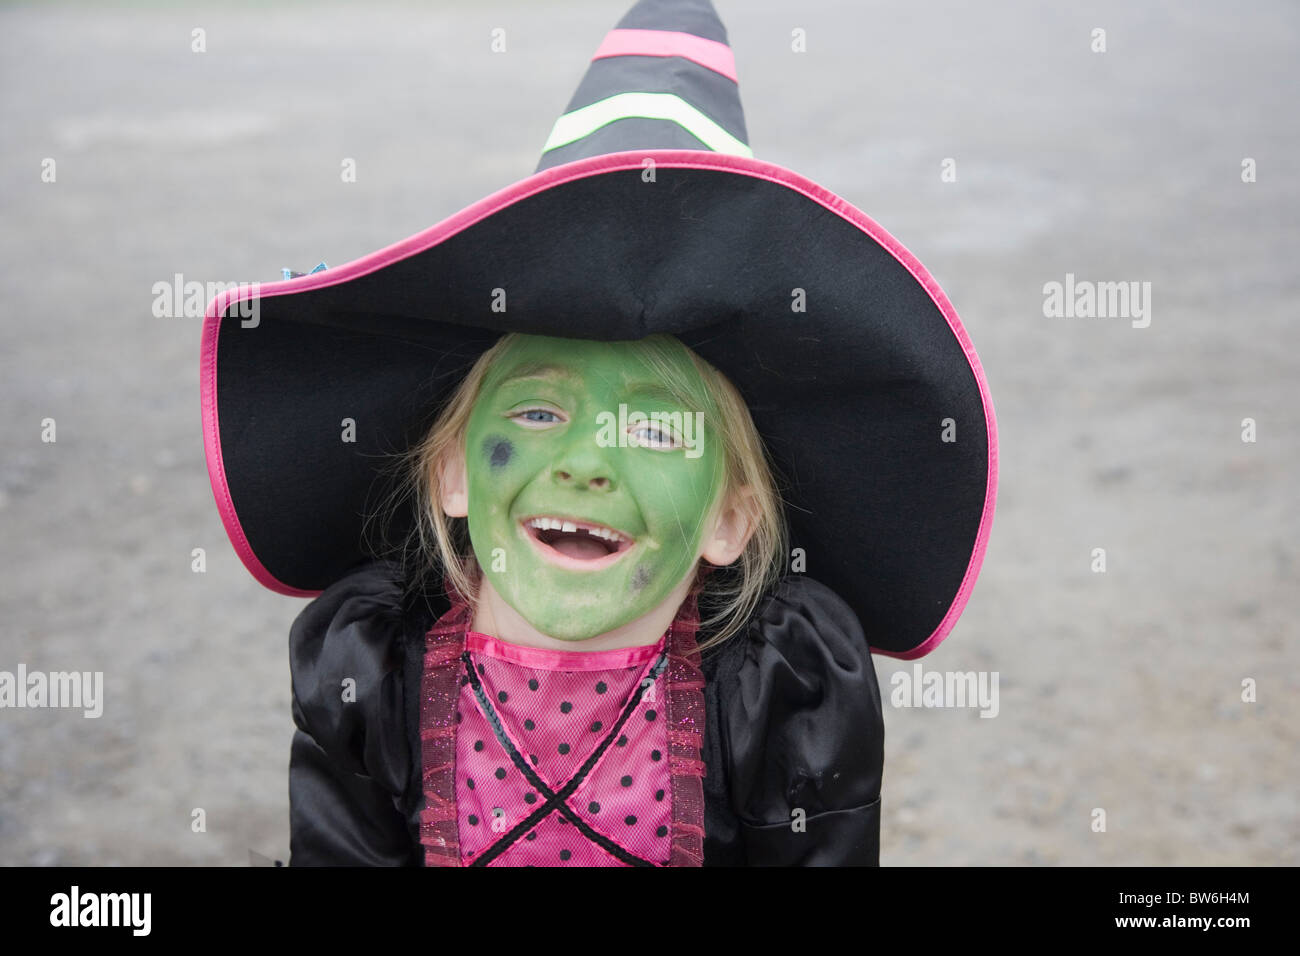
(517, 514), (636, 571)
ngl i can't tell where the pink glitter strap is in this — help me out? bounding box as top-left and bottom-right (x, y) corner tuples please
(419, 575), (708, 867)
(418, 590), (470, 867)
(665, 588), (707, 867)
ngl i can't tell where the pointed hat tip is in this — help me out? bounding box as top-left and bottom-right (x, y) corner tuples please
(535, 0), (746, 172)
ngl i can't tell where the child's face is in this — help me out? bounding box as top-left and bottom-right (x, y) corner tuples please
(458, 335), (725, 641)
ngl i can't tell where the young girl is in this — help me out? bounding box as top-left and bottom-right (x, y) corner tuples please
(202, 0), (997, 866)
(292, 330), (887, 866)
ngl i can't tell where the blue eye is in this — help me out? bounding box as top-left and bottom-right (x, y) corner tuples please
(631, 424), (681, 449)
(511, 407), (563, 425)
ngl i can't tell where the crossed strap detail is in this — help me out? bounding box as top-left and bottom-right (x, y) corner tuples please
(461, 649), (670, 867)
(418, 584), (707, 868)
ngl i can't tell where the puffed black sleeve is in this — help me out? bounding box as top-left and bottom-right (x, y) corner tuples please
(288, 560), (420, 866)
(702, 575), (884, 866)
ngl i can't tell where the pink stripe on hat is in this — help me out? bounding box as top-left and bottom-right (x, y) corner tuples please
(593, 28), (738, 82)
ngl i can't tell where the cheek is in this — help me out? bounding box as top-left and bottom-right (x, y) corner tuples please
(467, 432), (523, 523)
(639, 462), (716, 530)
(482, 435), (515, 470)
(630, 563), (653, 592)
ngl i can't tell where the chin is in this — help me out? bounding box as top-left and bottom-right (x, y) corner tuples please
(533, 616), (613, 643)
(519, 607), (621, 643)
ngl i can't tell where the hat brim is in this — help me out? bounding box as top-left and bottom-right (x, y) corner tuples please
(202, 149), (997, 658)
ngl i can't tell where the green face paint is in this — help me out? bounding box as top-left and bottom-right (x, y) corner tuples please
(462, 335), (725, 641)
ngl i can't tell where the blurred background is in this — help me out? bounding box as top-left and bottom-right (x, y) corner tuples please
(1, 0), (1296, 865)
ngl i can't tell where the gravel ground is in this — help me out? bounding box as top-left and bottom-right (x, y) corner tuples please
(1, 0), (1296, 866)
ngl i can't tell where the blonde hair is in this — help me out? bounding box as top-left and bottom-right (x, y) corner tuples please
(396, 332), (788, 654)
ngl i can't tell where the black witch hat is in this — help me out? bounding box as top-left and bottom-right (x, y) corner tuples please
(201, 0), (998, 659)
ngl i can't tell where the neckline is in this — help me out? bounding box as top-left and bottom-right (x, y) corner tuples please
(464, 629), (666, 672)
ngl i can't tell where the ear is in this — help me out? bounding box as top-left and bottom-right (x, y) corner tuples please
(700, 485), (761, 567)
(436, 442), (469, 519)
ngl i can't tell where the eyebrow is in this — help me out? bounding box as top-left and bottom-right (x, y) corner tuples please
(497, 363), (690, 406)
(497, 362), (579, 386)
(622, 381), (686, 405)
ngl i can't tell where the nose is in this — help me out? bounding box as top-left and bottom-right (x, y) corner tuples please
(554, 468), (611, 490)
(551, 433), (617, 492)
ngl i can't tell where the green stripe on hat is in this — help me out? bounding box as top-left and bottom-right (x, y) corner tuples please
(541, 91), (753, 158)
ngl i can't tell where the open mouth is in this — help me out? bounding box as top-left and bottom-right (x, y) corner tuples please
(520, 515), (634, 569)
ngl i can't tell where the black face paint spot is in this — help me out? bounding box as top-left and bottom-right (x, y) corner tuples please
(483, 435), (514, 470)
(631, 564), (652, 592)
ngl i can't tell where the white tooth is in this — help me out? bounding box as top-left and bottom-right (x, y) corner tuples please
(560, 521), (577, 533)
(593, 529), (610, 540)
